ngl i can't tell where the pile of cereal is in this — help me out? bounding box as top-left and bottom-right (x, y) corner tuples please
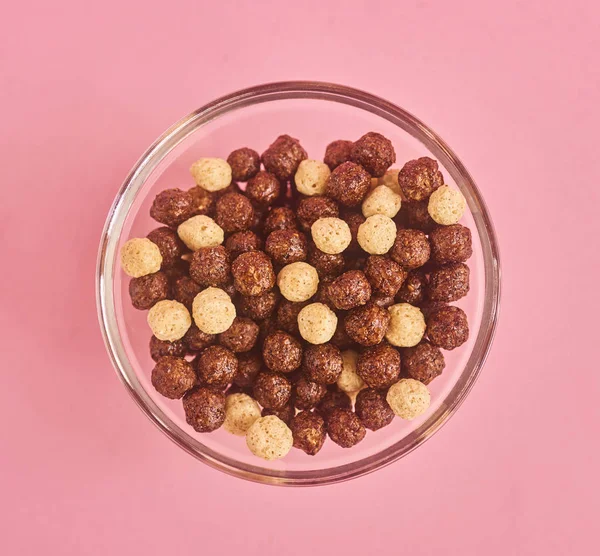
(120, 132), (472, 460)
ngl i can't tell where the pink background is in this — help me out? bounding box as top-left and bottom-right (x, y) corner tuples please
(1, 1), (599, 554)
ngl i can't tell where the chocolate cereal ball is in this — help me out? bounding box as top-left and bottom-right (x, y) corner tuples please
(183, 387), (226, 432)
(351, 132), (396, 177)
(129, 272), (170, 310)
(355, 388), (395, 431)
(429, 224), (473, 265)
(364, 255), (407, 297)
(303, 343), (343, 385)
(232, 251), (275, 297)
(189, 246), (230, 287)
(395, 269), (427, 305)
(398, 157), (443, 202)
(233, 350), (262, 388)
(215, 192), (254, 233)
(195, 345), (238, 388)
(188, 185), (216, 217)
(183, 323), (216, 351)
(265, 229), (308, 265)
(357, 343), (401, 389)
(150, 188), (194, 228)
(253, 372), (292, 409)
(246, 171), (281, 206)
(327, 270), (372, 310)
(224, 230), (263, 260)
(324, 139), (354, 170)
(371, 293), (395, 308)
(151, 356), (196, 399)
(149, 335), (187, 362)
(227, 147), (261, 182)
(426, 305), (469, 350)
(261, 135), (308, 181)
(402, 341), (445, 385)
(307, 242), (345, 278)
(327, 408), (366, 448)
(262, 330), (303, 373)
(343, 212), (366, 253)
(296, 196), (339, 232)
(344, 303), (390, 346)
(330, 319), (354, 350)
(172, 276), (202, 311)
(402, 200), (436, 233)
(428, 262), (470, 302)
(294, 376), (327, 410)
(262, 401), (295, 425)
(276, 299), (307, 335)
(264, 206), (297, 236)
(326, 161), (371, 207)
(146, 227), (187, 269)
(218, 317), (259, 353)
(290, 411), (327, 455)
(238, 290), (279, 321)
(317, 388), (352, 420)
(390, 229), (430, 270)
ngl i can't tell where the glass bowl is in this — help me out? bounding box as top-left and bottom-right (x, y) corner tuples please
(96, 81), (500, 486)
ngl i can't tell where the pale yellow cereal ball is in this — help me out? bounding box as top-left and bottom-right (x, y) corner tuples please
(311, 217), (352, 255)
(192, 287), (236, 334)
(337, 350), (365, 394)
(120, 238), (162, 278)
(189, 158), (232, 192)
(147, 300), (191, 341)
(294, 159), (331, 196)
(386, 378), (431, 420)
(377, 168), (402, 196)
(297, 302), (338, 345)
(427, 185), (466, 225)
(177, 215), (224, 251)
(223, 393), (261, 436)
(246, 415), (293, 460)
(277, 262), (319, 302)
(362, 185), (402, 218)
(385, 303), (426, 347)
(357, 214), (397, 255)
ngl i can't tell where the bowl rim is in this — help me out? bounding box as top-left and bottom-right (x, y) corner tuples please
(96, 81), (501, 486)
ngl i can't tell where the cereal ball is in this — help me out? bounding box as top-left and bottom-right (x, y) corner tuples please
(428, 263), (470, 302)
(317, 388), (352, 420)
(227, 148), (261, 182)
(253, 372), (292, 409)
(262, 330), (303, 373)
(172, 276), (202, 311)
(351, 132), (396, 177)
(195, 345), (238, 388)
(290, 411), (326, 455)
(327, 270), (371, 311)
(326, 161), (371, 207)
(277, 262), (319, 302)
(344, 303), (390, 346)
(246, 171), (281, 207)
(275, 299), (307, 335)
(297, 303), (338, 345)
(150, 335), (187, 361)
(147, 300), (191, 341)
(364, 255), (407, 297)
(188, 185), (216, 217)
(429, 224), (473, 265)
(265, 229), (308, 265)
(183, 387), (226, 432)
(225, 230), (263, 261)
(294, 376), (327, 410)
(151, 356), (196, 399)
(428, 185), (466, 225)
(362, 185), (402, 218)
(311, 217), (352, 255)
(396, 269), (427, 305)
(355, 388), (395, 431)
(402, 341), (445, 385)
(372, 293), (395, 308)
(307, 242), (345, 278)
(223, 393), (261, 436)
(215, 192), (254, 233)
(343, 212), (367, 253)
(246, 415), (293, 460)
(120, 238), (163, 278)
(296, 196), (339, 232)
(218, 317), (259, 353)
(324, 139), (354, 170)
(262, 135), (308, 181)
(312, 275), (334, 307)
(129, 272), (170, 310)
(387, 379), (430, 420)
(357, 343), (402, 389)
(294, 159), (331, 196)
(190, 158), (232, 192)
(146, 227), (187, 269)
(264, 206), (297, 236)
(330, 319), (354, 350)
(232, 350), (262, 388)
(192, 287), (236, 334)
(402, 200), (436, 233)
(377, 168), (402, 195)
(426, 305), (469, 350)
(390, 229), (430, 270)
(238, 290), (279, 321)
(177, 215), (224, 251)
(398, 157), (443, 201)
(302, 343), (343, 385)
(150, 188), (195, 228)
(231, 251), (276, 297)
(419, 299), (449, 319)
(257, 317), (278, 346)
(386, 303), (426, 347)
(327, 408), (366, 448)
(337, 350), (365, 393)
(262, 402), (295, 425)
(183, 323), (216, 351)
(357, 214), (397, 255)
(189, 246), (230, 287)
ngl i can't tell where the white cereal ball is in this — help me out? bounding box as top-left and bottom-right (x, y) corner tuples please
(378, 168), (402, 195)
(223, 393), (261, 436)
(294, 159), (331, 196)
(385, 303), (426, 347)
(311, 217), (352, 254)
(246, 415), (293, 460)
(362, 185), (402, 218)
(297, 303), (338, 345)
(192, 287), (236, 334)
(357, 214), (397, 255)
(189, 158), (232, 192)
(177, 215), (224, 251)
(337, 350), (365, 393)
(387, 378), (431, 420)
(427, 185), (466, 225)
(147, 300), (191, 341)
(277, 262), (319, 302)
(120, 238), (162, 278)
